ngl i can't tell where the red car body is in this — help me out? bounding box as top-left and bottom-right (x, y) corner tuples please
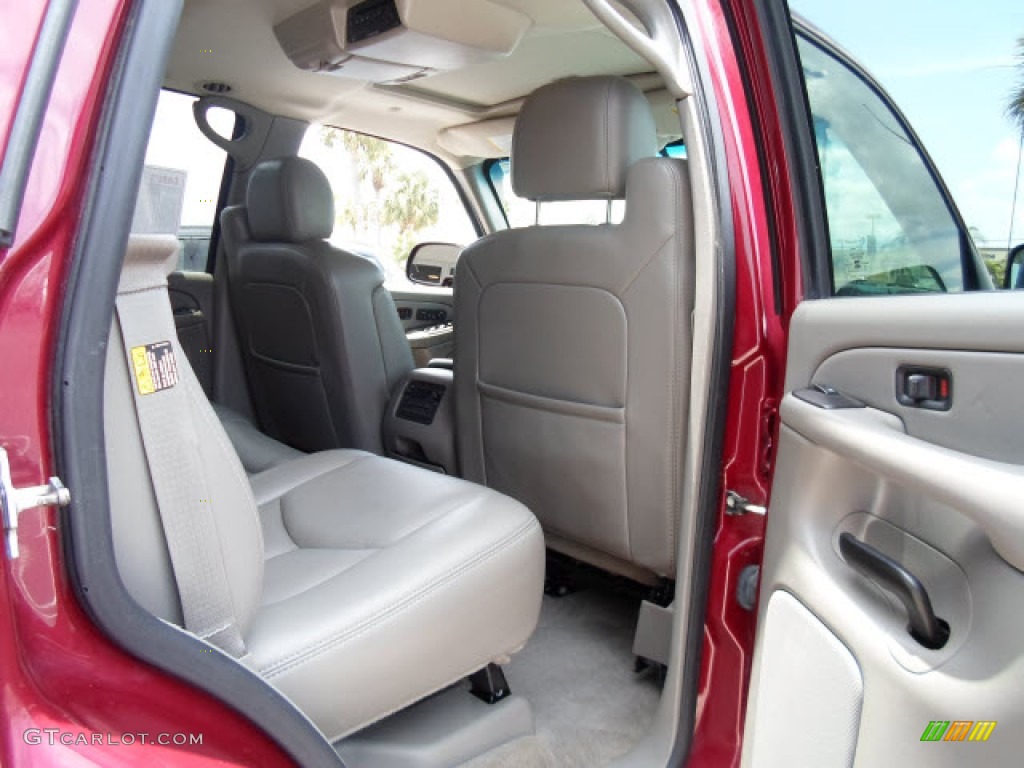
(0, 0), (798, 764)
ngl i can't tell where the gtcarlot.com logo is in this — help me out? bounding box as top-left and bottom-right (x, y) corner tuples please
(921, 720), (996, 743)
(23, 729), (203, 747)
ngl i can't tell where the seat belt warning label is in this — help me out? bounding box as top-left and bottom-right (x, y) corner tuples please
(131, 341), (179, 395)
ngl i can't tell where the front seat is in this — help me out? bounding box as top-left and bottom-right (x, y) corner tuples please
(105, 235), (544, 741)
(455, 76), (694, 581)
(221, 157), (413, 454)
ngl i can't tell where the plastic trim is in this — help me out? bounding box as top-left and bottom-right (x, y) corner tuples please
(749, 0), (831, 299)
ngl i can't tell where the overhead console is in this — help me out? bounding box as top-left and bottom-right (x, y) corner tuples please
(274, 0), (531, 85)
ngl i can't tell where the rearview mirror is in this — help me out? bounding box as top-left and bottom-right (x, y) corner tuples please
(1005, 244), (1024, 290)
(407, 242), (462, 287)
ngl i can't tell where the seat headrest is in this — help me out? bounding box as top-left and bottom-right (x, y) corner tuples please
(246, 157), (334, 243)
(511, 76), (657, 202)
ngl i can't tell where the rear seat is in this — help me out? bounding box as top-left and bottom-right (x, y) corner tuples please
(105, 235), (545, 741)
(212, 403), (304, 474)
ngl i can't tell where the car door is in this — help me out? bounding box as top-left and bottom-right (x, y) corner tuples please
(741, 22), (1023, 768)
(390, 285), (456, 365)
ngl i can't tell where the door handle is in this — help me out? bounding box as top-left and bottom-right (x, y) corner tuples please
(838, 532), (950, 649)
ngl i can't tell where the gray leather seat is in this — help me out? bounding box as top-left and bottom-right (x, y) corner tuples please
(455, 76), (694, 580)
(106, 236), (544, 741)
(221, 157), (413, 455)
(212, 403), (304, 474)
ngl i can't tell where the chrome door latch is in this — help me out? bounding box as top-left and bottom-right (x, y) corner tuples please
(725, 490), (766, 517)
(1, 446), (70, 559)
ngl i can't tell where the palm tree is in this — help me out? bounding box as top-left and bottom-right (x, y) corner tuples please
(381, 171), (439, 261)
(321, 127), (396, 249)
(1010, 36), (1024, 132)
(1008, 37), (1024, 253)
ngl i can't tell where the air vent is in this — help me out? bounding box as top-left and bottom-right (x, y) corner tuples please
(199, 81), (232, 94)
(396, 380), (446, 425)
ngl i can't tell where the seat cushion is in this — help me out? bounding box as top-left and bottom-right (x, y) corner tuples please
(245, 451), (545, 741)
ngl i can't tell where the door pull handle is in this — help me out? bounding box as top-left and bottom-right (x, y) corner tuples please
(839, 532), (950, 649)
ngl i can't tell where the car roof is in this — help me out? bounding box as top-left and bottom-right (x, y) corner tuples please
(165, 0), (681, 165)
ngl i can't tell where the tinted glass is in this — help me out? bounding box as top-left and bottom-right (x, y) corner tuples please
(798, 36), (965, 295)
(487, 159), (626, 228)
(300, 127), (477, 287)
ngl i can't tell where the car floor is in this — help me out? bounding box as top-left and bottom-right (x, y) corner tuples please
(464, 586), (663, 767)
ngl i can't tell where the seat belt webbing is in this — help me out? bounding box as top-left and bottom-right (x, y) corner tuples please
(115, 249), (247, 659)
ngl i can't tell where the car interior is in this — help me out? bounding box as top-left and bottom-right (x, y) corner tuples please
(101, 0), (721, 765)
(36, 0), (1024, 764)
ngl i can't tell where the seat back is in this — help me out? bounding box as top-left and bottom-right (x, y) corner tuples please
(222, 157), (412, 454)
(455, 76), (694, 578)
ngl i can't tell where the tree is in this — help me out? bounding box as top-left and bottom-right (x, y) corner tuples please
(321, 127), (394, 247)
(1007, 38), (1024, 257)
(335, 129), (394, 200)
(1010, 36), (1024, 133)
(381, 171), (439, 262)
(318, 127), (440, 262)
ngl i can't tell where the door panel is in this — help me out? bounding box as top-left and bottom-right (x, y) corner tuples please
(742, 294), (1024, 767)
(814, 349), (1024, 463)
(168, 270), (215, 396)
(390, 287), (455, 366)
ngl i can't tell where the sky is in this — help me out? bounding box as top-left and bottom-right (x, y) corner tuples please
(790, 0), (1024, 250)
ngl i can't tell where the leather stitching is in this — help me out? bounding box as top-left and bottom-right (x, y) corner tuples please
(369, 286), (397, 390)
(618, 164), (679, 294)
(256, 453), (373, 506)
(281, 468), (472, 553)
(281, 161), (299, 242)
(602, 78), (612, 197)
(259, 517), (539, 678)
(259, 551), (373, 607)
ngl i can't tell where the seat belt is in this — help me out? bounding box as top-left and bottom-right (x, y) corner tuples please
(114, 236), (248, 660)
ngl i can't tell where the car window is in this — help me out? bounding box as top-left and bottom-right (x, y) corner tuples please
(133, 90), (233, 272)
(299, 127), (477, 287)
(486, 141), (686, 228)
(796, 35), (969, 295)
(487, 159), (627, 228)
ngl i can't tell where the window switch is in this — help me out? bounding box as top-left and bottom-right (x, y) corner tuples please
(905, 373), (937, 401)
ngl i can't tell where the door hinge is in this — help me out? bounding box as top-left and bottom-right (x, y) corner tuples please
(725, 490), (766, 517)
(0, 446), (71, 559)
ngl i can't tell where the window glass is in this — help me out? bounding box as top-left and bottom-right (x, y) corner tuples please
(797, 35), (966, 295)
(791, 1), (1023, 290)
(299, 127), (477, 287)
(133, 90), (233, 271)
(487, 159), (626, 228)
